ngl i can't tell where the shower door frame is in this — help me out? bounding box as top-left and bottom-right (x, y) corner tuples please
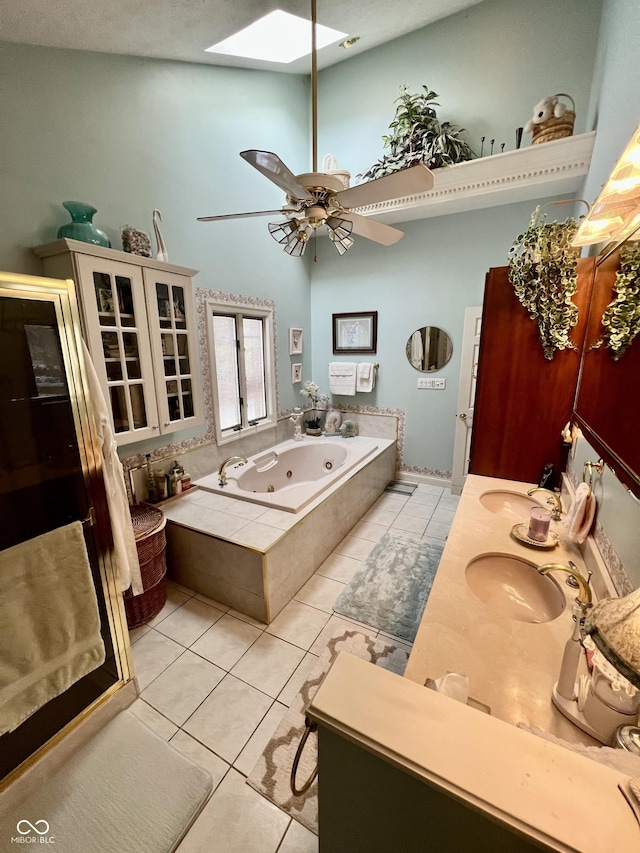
(0, 270), (133, 789)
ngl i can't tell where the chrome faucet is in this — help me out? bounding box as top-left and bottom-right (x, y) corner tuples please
(538, 561), (593, 610)
(527, 487), (563, 520)
(218, 456), (247, 487)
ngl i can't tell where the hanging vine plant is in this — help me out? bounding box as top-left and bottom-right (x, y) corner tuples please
(600, 242), (640, 360)
(507, 205), (583, 360)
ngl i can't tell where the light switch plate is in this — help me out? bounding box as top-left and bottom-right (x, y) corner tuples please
(417, 378), (446, 389)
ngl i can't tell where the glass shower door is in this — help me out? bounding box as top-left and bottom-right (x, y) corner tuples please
(0, 274), (129, 782)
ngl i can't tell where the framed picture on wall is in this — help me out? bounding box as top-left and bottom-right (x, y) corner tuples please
(289, 328), (303, 355)
(332, 311), (378, 354)
(291, 363), (302, 383)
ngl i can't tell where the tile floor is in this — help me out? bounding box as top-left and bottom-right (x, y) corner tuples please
(128, 484), (458, 853)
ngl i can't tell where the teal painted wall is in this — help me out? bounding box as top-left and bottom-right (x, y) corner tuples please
(316, 0), (602, 181)
(312, 0), (603, 474)
(581, 0), (640, 203)
(0, 41), (313, 433)
(1, 0), (637, 481)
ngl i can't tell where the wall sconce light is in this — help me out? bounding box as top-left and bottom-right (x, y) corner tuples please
(572, 124), (640, 248)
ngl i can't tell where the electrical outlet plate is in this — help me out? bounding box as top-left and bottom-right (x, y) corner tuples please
(417, 378), (446, 389)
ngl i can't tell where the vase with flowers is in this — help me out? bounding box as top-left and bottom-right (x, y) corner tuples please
(300, 380), (329, 435)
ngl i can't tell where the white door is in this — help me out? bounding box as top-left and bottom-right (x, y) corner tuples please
(451, 306), (482, 495)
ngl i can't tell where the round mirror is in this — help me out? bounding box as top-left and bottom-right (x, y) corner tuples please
(406, 326), (453, 372)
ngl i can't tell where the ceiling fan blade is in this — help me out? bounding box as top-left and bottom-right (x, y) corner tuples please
(335, 164), (435, 209)
(240, 150), (314, 201)
(197, 209), (285, 222)
(347, 212), (405, 246)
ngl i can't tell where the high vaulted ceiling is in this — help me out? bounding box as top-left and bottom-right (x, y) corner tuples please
(0, 0), (487, 74)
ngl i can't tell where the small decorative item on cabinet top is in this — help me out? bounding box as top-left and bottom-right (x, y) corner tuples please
(57, 201), (111, 248)
(122, 225), (152, 257)
(152, 209), (169, 262)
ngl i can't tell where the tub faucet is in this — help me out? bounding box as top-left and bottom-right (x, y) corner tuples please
(538, 561), (593, 611)
(527, 487), (563, 520)
(218, 456), (247, 487)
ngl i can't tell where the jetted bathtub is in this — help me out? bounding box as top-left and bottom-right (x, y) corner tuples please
(195, 436), (380, 512)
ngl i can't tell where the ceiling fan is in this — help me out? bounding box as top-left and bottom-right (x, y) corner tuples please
(197, 1), (435, 256)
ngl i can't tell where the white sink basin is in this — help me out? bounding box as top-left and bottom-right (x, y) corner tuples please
(479, 490), (542, 522)
(465, 553), (565, 623)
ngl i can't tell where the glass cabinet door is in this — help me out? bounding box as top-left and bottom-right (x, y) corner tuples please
(75, 255), (159, 445)
(143, 270), (202, 435)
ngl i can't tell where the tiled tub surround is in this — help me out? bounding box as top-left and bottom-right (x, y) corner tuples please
(162, 439), (396, 624)
(125, 409), (402, 504)
(195, 436), (379, 513)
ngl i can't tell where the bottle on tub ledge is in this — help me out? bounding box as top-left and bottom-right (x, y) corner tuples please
(153, 459), (193, 500)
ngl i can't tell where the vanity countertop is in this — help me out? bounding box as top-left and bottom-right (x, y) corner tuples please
(307, 472), (640, 850)
(404, 473), (604, 744)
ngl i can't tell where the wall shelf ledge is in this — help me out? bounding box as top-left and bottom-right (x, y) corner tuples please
(356, 131), (596, 224)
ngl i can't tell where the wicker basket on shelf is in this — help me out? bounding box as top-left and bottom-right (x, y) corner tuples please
(124, 503), (167, 629)
(532, 94), (576, 145)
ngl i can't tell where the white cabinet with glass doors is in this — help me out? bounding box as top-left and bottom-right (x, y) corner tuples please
(34, 239), (202, 446)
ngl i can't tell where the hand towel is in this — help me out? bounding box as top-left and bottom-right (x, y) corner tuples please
(82, 340), (143, 595)
(409, 330), (424, 370)
(328, 362), (356, 396)
(0, 522), (106, 735)
(564, 482), (596, 544)
(356, 362), (376, 393)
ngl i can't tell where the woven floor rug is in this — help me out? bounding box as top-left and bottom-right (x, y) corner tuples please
(333, 532), (444, 643)
(1, 710), (212, 852)
(246, 624), (409, 834)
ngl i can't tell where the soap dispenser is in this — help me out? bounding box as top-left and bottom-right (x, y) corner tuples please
(538, 462), (555, 490)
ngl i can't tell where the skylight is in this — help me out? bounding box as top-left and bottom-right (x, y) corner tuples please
(205, 10), (347, 64)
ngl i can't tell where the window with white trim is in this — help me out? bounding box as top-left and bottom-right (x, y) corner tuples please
(208, 298), (276, 444)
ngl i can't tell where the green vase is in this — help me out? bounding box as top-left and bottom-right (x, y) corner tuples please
(57, 201), (111, 247)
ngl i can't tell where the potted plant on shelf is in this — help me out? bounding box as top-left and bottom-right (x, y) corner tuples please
(300, 380), (329, 435)
(357, 85), (475, 181)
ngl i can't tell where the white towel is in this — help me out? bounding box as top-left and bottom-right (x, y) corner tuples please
(564, 482), (596, 544)
(328, 362), (356, 395)
(82, 341), (143, 595)
(356, 362), (376, 393)
(410, 330), (424, 370)
(0, 522), (106, 735)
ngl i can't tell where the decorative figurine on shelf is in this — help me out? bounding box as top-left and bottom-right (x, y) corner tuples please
(324, 409), (342, 435)
(152, 209), (169, 262)
(289, 407), (304, 441)
(340, 420), (359, 438)
(524, 93), (575, 145)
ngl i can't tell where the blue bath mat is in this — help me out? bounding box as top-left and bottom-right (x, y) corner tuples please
(333, 533), (444, 642)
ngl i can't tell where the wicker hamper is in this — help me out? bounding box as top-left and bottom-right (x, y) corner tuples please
(124, 503), (167, 629)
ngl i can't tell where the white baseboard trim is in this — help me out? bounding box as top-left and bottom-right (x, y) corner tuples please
(396, 471), (452, 491)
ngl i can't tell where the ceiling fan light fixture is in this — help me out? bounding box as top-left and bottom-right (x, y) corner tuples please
(330, 234), (354, 255)
(268, 219), (299, 245)
(284, 231), (309, 257)
(327, 215), (355, 254)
